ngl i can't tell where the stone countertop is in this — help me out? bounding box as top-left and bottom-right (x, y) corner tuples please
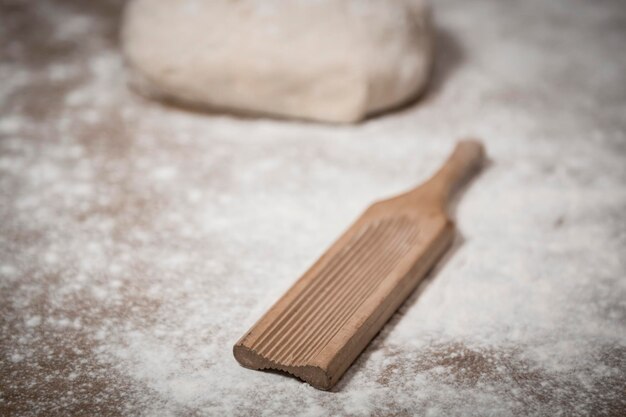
(1, 0), (625, 415)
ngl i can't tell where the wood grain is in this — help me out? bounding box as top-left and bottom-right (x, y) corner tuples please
(234, 140), (486, 390)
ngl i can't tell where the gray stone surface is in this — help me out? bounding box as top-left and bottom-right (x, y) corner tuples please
(1, 0), (625, 416)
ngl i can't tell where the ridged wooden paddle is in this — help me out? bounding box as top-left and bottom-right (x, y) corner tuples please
(234, 140), (485, 390)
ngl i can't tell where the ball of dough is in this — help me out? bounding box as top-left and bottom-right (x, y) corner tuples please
(121, 0), (433, 123)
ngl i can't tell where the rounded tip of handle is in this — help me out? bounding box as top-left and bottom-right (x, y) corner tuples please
(456, 139), (486, 168)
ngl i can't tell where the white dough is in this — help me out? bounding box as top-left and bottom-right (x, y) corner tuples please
(121, 0), (433, 123)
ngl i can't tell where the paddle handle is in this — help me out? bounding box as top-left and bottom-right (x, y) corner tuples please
(423, 140), (485, 208)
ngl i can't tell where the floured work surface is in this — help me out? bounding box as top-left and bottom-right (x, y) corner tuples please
(1, 0), (625, 416)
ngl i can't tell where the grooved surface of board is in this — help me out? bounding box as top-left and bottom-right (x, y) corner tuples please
(249, 216), (420, 367)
